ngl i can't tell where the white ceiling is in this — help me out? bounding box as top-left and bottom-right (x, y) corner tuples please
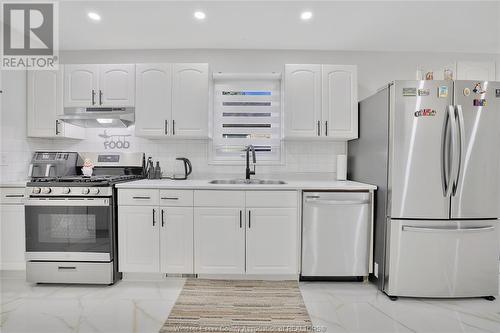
(59, 1), (500, 53)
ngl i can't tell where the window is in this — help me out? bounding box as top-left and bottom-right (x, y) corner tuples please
(210, 73), (282, 164)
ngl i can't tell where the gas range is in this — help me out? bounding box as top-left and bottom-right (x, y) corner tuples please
(27, 175), (143, 197)
(24, 151), (145, 285)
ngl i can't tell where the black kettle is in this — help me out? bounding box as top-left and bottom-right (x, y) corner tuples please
(173, 157), (192, 180)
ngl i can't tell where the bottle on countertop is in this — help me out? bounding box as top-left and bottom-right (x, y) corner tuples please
(154, 161), (162, 179)
(147, 157), (154, 179)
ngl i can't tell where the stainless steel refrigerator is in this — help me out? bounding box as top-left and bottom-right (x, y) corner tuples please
(348, 80), (500, 299)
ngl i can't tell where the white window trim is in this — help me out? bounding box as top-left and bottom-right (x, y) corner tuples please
(208, 72), (285, 166)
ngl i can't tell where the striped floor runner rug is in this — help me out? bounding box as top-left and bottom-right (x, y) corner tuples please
(160, 279), (313, 333)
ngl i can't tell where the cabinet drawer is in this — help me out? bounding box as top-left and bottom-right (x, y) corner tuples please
(160, 190), (193, 207)
(194, 190), (245, 207)
(0, 187), (26, 204)
(246, 191), (297, 208)
(26, 261), (113, 284)
(118, 189), (159, 206)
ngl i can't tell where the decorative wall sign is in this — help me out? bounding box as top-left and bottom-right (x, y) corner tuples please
(99, 130), (131, 150)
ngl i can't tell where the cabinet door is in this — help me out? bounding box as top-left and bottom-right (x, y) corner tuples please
(27, 69), (85, 139)
(171, 63), (208, 138)
(27, 70), (61, 137)
(194, 207), (245, 274)
(99, 64), (136, 107)
(160, 207), (194, 274)
(284, 64), (322, 138)
(246, 208), (298, 275)
(0, 205), (25, 270)
(322, 65), (358, 139)
(135, 64), (171, 137)
(118, 206), (160, 272)
(63, 64), (99, 107)
(456, 61), (496, 81)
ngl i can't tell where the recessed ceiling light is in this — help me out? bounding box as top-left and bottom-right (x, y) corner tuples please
(300, 11), (313, 21)
(87, 12), (101, 21)
(194, 11), (206, 20)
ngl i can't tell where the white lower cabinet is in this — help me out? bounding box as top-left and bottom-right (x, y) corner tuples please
(193, 190), (299, 276)
(118, 189), (299, 276)
(245, 208), (298, 275)
(118, 206), (160, 272)
(118, 190), (194, 274)
(160, 207), (194, 274)
(194, 208), (245, 274)
(0, 204), (26, 270)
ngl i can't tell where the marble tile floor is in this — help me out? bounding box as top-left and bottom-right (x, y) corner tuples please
(1, 271), (499, 333)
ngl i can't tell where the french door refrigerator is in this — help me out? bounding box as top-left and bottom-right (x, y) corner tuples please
(348, 80), (500, 299)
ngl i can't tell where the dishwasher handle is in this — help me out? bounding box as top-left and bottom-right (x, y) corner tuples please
(305, 198), (369, 205)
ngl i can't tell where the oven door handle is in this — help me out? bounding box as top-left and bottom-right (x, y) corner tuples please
(25, 198), (110, 206)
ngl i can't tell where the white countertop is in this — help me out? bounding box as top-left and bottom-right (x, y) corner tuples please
(0, 181), (27, 188)
(115, 178), (376, 191)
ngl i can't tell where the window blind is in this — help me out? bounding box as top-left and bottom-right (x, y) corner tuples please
(211, 76), (282, 163)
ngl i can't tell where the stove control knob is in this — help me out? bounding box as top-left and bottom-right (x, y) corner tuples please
(32, 187), (41, 194)
(61, 187), (71, 194)
(41, 187), (51, 194)
(81, 188), (90, 195)
(90, 188), (100, 195)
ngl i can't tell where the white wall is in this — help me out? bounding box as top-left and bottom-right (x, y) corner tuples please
(1, 49), (499, 182)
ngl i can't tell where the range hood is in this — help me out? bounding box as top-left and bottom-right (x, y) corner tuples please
(60, 107), (135, 128)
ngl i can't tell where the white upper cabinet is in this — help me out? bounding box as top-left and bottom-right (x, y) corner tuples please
(284, 64), (358, 140)
(322, 65), (358, 139)
(135, 63), (209, 138)
(284, 64), (322, 138)
(135, 64), (172, 137)
(456, 61), (496, 81)
(63, 64), (99, 107)
(99, 64), (135, 107)
(171, 63), (209, 138)
(63, 64), (135, 108)
(27, 69), (85, 139)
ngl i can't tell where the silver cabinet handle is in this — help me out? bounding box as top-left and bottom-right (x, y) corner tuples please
(132, 196), (151, 200)
(305, 199), (369, 205)
(239, 210), (242, 228)
(402, 226), (495, 233)
(91, 89), (95, 105)
(248, 210), (251, 229)
(161, 209), (165, 227)
(58, 266), (76, 270)
(161, 197), (178, 200)
(165, 120), (168, 135)
(325, 121), (328, 136)
(152, 208), (156, 226)
(99, 90), (103, 105)
(317, 121), (320, 136)
(5, 194), (24, 198)
(172, 120), (175, 135)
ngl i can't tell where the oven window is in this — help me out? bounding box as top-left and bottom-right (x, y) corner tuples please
(25, 206), (112, 253)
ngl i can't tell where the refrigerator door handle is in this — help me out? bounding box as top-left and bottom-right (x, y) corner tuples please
(402, 226), (495, 233)
(453, 105), (465, 196)
(445, 105), (459, 198)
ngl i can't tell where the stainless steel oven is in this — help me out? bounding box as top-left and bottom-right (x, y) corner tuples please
(25, 197), (114, 261)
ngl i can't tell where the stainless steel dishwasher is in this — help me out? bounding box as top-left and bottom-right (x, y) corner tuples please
(301, 191), (371, 278)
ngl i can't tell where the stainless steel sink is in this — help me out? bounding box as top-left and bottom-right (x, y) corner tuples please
(209, 179), (286, 185)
